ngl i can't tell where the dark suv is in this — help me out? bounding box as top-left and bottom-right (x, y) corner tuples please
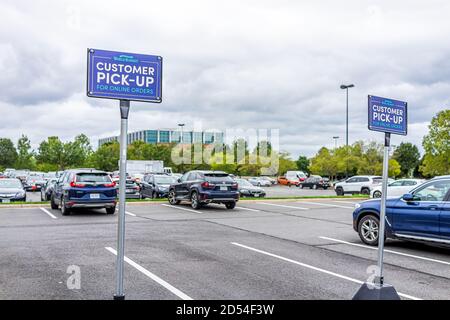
(51, 169), (117, 215)
(168, 171), (239, 209)
(140, 174), (178, 199)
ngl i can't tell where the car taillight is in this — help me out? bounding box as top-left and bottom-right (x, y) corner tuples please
(134, 186), (140, 191)
(104, 182), (116, 188)
(201, 181), (215, 189)
(70, 181), (86, 188)
(231, 183), (238, 190)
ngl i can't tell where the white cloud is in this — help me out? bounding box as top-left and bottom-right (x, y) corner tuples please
(0, 0), (449, 157)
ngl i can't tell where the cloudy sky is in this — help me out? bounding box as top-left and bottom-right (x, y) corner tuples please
(1, 0), (449, 158)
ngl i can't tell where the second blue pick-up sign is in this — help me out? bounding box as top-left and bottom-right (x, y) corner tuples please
(87, 48), (162, 103)
(368, 95), (407, 135)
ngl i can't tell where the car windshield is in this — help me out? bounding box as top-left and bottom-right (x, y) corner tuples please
(236, 179), (253, 187)
(0, 179), (22, 188)
(154, 176), (177, 184)
(76, 173), (111, 183)
(205, 173), (234, 183)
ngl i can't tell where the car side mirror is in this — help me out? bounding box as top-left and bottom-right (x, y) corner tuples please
(177, 178), (181, 183)
(402, 193), (415, 202)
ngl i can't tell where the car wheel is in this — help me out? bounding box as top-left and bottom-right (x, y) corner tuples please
(373, 190), (382, 198)
(61, 197), (70, 216)
(151, 191), (157, 199)
(358, 215), (381, 246)
(361, 188), (370, 195)
(168, 190), (180, 205)
(191, 191), (202, 210)
(50, 194), (58, 210)
(106, 206), (116, 215)
(225, 202), (236, 209)
(335, 187), (344, 196)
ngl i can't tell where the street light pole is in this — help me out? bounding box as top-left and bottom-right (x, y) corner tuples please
(340, 84), (354, 178)
(178, 123), (185, 173)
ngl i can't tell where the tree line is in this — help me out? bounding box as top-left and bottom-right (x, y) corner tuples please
(0, 110), (448, 178)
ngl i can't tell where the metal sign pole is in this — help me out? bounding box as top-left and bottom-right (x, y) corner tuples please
(376, 132), (390, 285)
(114, 100), (130, 300)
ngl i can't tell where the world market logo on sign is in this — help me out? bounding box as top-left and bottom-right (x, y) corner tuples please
(368, 95), (407, 135)
(87, 48), (162, 103)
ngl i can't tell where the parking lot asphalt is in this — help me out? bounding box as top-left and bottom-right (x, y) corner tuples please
(1, 199), (449, 300)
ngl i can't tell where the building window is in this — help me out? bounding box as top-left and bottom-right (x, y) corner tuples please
(159, 131), (170, 143)
(146, 130), (158, 144)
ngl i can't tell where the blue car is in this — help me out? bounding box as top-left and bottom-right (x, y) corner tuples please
(51, 169), (117, 215)
(353, 176), (450, 246)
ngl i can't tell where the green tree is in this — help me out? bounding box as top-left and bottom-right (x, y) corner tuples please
(0, 138), (18, 168)
(309, 147), (338, 179)
(388, 159), (401, 178)
(15, 135), (34, 169)
(392, 142), (420, 177)
(36, 136), (64, 169)
(296, 155), (310, 173)
(420, 110), (450, 177)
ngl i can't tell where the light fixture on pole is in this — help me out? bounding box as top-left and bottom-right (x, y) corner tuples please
(332, 136), (340, 149)
(340, 84), (354, 178)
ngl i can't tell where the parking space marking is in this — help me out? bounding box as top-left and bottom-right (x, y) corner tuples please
(297, 201), (354, 209)
(39, 207), (57, 219)
(231, 242), (421, 300)
(319, 236), (450, 266)
(330, 200), (363, 205)
(236, 206), (261, 212)
(115, 208), (137, 217)
(258, 202), (309, 210)
(161, 204), (202, 214)
(105, 247), (193, 300)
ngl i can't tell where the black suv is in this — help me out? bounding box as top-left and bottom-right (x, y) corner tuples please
(140, 174), (178, 199)
(168, 171), (239, 209)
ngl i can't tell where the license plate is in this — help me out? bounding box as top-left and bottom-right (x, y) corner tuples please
(1, 199), (11, 203)
(90, 194), (100, 199)
(126, 189), (133, 192)
(220, 186), (228, 191)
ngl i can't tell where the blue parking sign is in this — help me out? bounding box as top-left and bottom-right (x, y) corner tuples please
(368, 95), (407, 135)
(87, 48), (162, 103)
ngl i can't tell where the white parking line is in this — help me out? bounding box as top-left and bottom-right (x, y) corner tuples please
(115, 208), (137, 217)
(297, 201), (354, 209)
(319, 236), (450, 266)
(258, 202), (309, 210)
(105, 247), (193, 300)
(40, 207), (57, 219)
(330, 200), (363, 205)
(161, 203), (202, 214)
(236, 206), (261, 212)
(231, 242), (421, 300)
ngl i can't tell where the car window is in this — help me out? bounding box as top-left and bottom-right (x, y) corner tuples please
(402, 180), (417, 186)
(0, 179), (23, 188)
(180, 173), (189, 182)
(154, 176), (177, 184)
(413, 180), (450, 202)
(389, 181), (403, 187)
(347, 178), (358, 183)
(76, 173), (111, 183)
(205, 174), (234, 183)
(359, 177), (370, 182)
